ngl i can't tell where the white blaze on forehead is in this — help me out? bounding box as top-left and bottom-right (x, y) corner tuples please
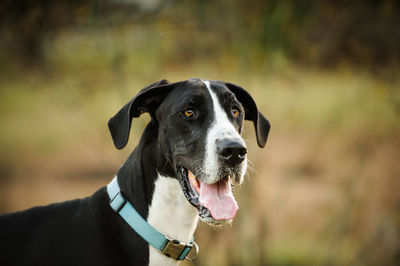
(202, 80), (246, 184)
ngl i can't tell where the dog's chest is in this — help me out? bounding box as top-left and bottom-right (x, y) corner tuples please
(147, 175), (199, 266)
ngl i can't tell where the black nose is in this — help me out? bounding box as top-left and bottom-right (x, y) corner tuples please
(217, 139), (247, 166)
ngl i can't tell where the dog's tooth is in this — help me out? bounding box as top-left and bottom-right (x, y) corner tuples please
(188, 170), (195, 180)
(188, 170), (200, 192)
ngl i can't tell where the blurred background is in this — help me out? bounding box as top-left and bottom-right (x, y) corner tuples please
(0, 0), (399, 265)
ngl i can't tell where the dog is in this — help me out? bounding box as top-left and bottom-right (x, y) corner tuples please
(0, 78), (270, 266)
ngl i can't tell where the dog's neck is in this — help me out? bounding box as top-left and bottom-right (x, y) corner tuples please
(147, 175), (199, 265)
(117, 121), (161, 218)
(117, 121), (199, 265)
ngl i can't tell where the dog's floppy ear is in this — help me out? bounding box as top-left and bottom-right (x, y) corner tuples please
(225, 82), (271, 148)
(108, 79), (180, 149)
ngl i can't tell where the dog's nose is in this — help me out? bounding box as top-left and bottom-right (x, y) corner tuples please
(217, 139), (247, 165)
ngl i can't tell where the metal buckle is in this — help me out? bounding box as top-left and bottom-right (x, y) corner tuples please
(185, 241), (199, 261)
(160, 236), (198, 261)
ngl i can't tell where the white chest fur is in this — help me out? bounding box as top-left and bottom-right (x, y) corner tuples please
(147, 175), (199, 266)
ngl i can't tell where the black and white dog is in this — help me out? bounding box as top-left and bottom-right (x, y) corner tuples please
(0, 78), (270, 266)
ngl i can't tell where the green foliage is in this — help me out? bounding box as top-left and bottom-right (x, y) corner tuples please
(1, 0), (399, 71)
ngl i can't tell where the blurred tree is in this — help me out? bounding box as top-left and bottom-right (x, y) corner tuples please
(0, 0), (168, 65)
(0, 0), (399, 70)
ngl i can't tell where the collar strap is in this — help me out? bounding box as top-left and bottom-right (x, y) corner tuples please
(107, 177), (198, 261)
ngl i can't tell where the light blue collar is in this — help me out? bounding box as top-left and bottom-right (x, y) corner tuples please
(107, 177), (198, 261)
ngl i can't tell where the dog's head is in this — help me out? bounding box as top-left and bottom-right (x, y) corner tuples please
(108, 78), (270, 225)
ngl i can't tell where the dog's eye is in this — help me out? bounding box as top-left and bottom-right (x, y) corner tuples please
(184, 109), (195, 118)
(232, 107), (240, 117)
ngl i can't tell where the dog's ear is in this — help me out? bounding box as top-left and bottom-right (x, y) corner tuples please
(108, 79), (180, 149)
(225, 82), (271, 148)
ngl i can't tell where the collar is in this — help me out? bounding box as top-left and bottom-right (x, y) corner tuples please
(107, 177), (198, 261)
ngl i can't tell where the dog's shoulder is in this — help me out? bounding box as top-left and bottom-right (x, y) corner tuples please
(0, 186), (116, 265)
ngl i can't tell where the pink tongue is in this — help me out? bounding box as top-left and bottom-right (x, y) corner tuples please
(198, 178), (238, 220)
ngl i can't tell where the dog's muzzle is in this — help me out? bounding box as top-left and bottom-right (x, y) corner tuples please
(177, 163), (242, 226)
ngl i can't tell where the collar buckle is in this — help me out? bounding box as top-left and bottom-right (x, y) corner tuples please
(161, 236), (199, 261)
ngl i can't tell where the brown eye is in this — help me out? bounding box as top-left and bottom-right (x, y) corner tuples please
(184, 109), (195, 117)
(232, 107), (240, 117)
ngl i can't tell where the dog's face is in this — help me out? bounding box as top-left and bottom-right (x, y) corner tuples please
(108, 78), (270, 226)
(155, 80), (248, 225)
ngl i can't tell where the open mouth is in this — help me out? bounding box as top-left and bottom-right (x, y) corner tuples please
(177, 166), (238, 225)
